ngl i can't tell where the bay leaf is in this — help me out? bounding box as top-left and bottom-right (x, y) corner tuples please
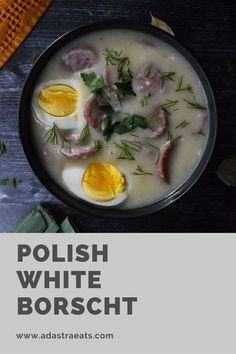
(150, 13), (175, 36)
(216, 156), (236, 187)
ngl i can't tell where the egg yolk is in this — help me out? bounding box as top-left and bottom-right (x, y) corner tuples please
(82, 163), (126, 202)
(37, 84), (78, 117)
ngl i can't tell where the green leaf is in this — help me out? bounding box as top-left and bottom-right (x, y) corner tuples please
(101, 116), (113, 141)
(150, 12), (175, 36)
(216, 156), (236, 187)
(114, 81), (136, 96)
(81, 72), (105, 92)
(100, 103), (115, 115)
(113, 114), (148, 134)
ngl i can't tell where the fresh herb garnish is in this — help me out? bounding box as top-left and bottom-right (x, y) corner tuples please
(159, 71), (175, 88)
(76, 122), (91, 145)
(131, 165), (153, 176)
(176, 75), (193, 94)
(43, 123), (68, 149)
(113, 139), (142, 160)
(100, 103), (115, 115)
(175, 120), (191, 128)
(113, 114), (148, 134)
(166, 131), (182, 142)
(101, 116), (113, 141)
(167, 131), (173, 141)
(104, 49), (135, 97)
(93, 140), (103, 151)
(184, 99), (207, 110)
(197, 129), (205, 136)
(139, 93), (150, 107)
(104, 49), (130, 80)
(113, 80), (136, 97)
(81, 72), (105, 93)
(129, 133), (139, 138)
(147, 142), (160, 150)
(0, 141), (6, 156)
(160, 99), (178, 115)
(0, 177), (22, 188)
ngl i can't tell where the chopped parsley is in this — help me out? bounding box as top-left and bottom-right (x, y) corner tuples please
(81, 72), (105, 92)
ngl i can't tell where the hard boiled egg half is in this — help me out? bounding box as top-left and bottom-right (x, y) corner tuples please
(62, 162), (128, 206)
(32, 78), (89, 130)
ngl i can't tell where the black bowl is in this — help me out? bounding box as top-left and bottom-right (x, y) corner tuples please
(19, 21), (217, 218)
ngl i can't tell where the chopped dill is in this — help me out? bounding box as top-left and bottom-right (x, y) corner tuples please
(43, 123), (68, 149)
(76, 122), (91, 145)
(103, 48), (130, 80)
(139, 93), (150, 107)
(175, 120), (191, 128)
(176, 75), (193, 94)
(159, 71), (175, 88)
(197, 129), (205, 136)
(113, 139), (142, 160)
(131, 165), (153, 176)
(184, 99), (207, 110)
(147, 142), (160, 151)
(160, 99), (178, 115)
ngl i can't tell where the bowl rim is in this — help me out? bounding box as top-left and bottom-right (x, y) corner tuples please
(19, 20), (217, 218)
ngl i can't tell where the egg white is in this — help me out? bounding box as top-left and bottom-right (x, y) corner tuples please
(62, 164), (128, 207)
(32, 78), (89, 130)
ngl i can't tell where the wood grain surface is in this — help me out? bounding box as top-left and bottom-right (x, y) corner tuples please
(0, 0), (235, 232)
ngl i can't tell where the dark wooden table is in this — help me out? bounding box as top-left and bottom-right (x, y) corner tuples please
(0, 0), (235, 232)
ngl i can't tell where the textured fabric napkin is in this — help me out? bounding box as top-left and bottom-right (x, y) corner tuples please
(0, 0), (53, 68)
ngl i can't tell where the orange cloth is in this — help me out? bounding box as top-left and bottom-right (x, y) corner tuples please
(0, 0), (53, 68)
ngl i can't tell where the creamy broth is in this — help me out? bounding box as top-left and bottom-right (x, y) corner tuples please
(31, 29), (208, 209)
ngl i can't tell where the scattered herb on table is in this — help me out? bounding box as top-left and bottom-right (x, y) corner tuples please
(139, 93), (151, 107)
(175, 120), (191, 128)
(81, 72), (105, 92)
(159, 71), (175, 88)
(32, 50), (41, 62)
(76, 122), (91, 145)
(216, 156), (236, 187)
(184, 98), (206, 110)
(0, 141), (6, 156)
(0, 177), (22, 188)
(176, 75), (193, 94)
(150, 12), (175, 36)
(82, 9), (93, 16)
(131, 165), (153, 176)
